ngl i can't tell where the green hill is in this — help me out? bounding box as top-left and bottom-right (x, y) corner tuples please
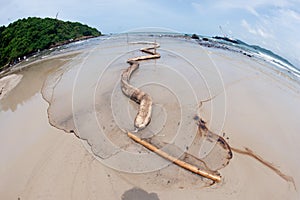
(0, 17), (101, 69)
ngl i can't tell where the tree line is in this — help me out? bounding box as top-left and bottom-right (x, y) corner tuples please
(0, 17), (101, 69)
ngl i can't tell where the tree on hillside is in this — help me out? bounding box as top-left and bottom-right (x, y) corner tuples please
(0, 17), (101, 69)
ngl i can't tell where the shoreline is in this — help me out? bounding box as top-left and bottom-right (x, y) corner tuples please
(1, 32), (299, 85)
(0, 35), (100, 75)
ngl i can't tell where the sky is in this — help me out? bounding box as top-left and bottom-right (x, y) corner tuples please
(0, 0), (299, 68)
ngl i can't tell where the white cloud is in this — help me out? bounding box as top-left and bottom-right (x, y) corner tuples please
(191, 2), (204, 13)
(238, 5), (300, 68)
(194, 0), (300, 67)
(241, 19), (256, 34)
(246, 6), (260, 17)
(200, 0), (295, 17)
(279, 8), (300, 21)
(241, 19), (273, 38)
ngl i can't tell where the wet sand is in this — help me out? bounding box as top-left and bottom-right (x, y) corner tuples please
(0, 74), (23, 101)
(0, 34), (300, 199)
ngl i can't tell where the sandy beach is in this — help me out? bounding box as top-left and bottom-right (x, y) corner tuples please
(0, 34), (300, 199)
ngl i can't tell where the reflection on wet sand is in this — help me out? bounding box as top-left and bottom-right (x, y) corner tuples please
(0, 53), (79, 112)
(0, 74), (23, 102)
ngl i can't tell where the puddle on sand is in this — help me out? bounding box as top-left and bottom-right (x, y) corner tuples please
(0, 53), (79, 112)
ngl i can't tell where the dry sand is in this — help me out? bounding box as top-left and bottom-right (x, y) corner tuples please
(0, 34), (300, 199)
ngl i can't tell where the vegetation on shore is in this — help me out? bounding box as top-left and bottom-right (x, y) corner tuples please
(0, 17), (101, 69)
